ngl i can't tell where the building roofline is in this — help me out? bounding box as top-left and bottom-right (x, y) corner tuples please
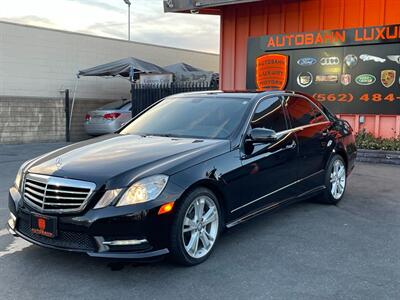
(0, 20), (219, 56)
(164, 0), (263, 13)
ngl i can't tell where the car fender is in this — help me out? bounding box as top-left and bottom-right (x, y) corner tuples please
(169, 149), (243, 221)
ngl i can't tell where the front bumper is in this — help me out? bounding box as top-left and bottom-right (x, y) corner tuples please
(8, 187), (174, 260)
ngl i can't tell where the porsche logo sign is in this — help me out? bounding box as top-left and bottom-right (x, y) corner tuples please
(256, 54), (289, 91)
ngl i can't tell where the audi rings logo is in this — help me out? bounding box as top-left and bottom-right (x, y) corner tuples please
(320, 57), (340, 66)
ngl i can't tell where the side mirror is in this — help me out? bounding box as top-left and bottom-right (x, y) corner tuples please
(248, 128), (278, 143)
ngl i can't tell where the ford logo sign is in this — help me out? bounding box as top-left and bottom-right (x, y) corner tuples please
(297, 57), (317, 66)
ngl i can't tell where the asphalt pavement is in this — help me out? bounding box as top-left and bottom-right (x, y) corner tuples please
(0, 142), (399, 300)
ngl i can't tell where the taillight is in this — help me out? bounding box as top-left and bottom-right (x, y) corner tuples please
(85, 114), (91, 121)
(103, 112), (121, 120)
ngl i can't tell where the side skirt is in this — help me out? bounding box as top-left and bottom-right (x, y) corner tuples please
(225, 185), (326, 229)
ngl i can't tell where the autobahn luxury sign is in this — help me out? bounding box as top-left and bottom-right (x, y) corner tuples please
(247, 24), (400, 114)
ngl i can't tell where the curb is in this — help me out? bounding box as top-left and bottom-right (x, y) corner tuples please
(356, 149), (400, 165)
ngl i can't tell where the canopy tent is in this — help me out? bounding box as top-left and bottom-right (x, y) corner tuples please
(68, 59), (217, 139)
(78, 57), (168, 79)
(163, 62), (206, 73)
(68, 57), (168, 137)
(163, 62), (215, 84)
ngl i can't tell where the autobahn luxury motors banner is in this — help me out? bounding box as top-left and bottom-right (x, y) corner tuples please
(247, 24), (400, 114)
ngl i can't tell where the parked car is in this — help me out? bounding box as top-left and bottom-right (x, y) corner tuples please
(84, 99), (132, 136)
(8, 91), (356, 265)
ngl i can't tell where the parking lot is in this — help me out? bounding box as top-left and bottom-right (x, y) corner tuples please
(0, 143), (399, 300)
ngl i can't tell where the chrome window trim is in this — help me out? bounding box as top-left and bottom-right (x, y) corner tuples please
(275, 120), (332, 137)
(239, 92), (331, 150)
(23, 173), (96, 214)
(231, 169), (324, 213)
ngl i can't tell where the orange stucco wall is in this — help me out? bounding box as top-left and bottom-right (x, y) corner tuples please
(219, 0), (400, 138)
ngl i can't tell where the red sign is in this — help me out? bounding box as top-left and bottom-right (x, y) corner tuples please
(255, 54), (288, 91)
(38, 218), (46, 231)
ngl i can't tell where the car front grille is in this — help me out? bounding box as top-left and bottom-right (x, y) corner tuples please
(23, 173), (96, 213)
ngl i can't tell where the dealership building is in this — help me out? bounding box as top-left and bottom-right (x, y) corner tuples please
(165, 0), (400, 138)
(0, 21), (219, 143)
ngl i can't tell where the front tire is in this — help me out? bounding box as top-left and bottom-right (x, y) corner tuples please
(169, 187), (221, 266)
(319, 154), (347, 204)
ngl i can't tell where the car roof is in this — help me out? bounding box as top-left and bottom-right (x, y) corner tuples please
(172, 90), (296, 101)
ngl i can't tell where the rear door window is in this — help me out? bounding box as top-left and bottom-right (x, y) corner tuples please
(286, 96), (328, 128)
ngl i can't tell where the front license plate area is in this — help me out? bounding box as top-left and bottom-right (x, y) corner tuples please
(30, 213), (58, 238)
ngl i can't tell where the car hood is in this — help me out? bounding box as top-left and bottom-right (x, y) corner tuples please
(27, 134), (230, 188)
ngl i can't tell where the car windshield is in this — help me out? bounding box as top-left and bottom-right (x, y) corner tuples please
(120, 96), (251, 139)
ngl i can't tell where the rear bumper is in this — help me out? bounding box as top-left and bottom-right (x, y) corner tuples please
(8, 187), (175, 260)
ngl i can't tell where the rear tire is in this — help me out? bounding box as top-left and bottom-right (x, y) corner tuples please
(318, 154), (347, 204)
(169, 187), (221, 266)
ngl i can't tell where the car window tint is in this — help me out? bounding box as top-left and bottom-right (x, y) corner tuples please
(286, 97), (328, 128)
(251, 97), (287, 132)
(120, 96), (251, 139)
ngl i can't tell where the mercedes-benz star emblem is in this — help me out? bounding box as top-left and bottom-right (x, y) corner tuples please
(56, 158), (62, 169)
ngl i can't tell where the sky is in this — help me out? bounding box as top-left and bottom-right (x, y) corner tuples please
(0, 0), (220, 53)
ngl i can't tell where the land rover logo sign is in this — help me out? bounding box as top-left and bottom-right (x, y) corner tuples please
(355, 74), (376, 85)
(255, 54), (289, 91)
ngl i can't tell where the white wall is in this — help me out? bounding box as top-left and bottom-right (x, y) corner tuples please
(0, 21), (219, 100)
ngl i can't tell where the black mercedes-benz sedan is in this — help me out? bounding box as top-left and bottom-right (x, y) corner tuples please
(7, 91), (356, 265)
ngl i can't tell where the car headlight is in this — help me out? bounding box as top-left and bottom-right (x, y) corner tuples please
(117, 175), (168, 207)
(14, 159), (33, 191)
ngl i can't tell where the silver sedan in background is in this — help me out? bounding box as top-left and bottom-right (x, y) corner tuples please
(84, 100), (132, 136)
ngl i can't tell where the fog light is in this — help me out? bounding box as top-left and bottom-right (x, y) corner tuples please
(7, 212), (17, 230)
(102, 239), (148, 246)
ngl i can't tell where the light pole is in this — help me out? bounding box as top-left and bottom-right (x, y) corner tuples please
(123, 0), (131, 41)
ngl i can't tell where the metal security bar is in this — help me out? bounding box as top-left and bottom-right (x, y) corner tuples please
(131, 82), (218, 116)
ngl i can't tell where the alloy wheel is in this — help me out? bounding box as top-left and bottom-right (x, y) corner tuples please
(330, 159), (346, 200)
(182, 195), (219, 259)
